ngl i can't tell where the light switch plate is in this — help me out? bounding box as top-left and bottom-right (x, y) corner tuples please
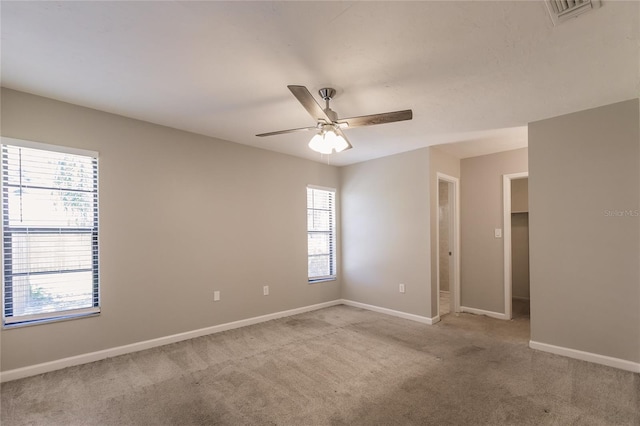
(495, 228), (502, 238)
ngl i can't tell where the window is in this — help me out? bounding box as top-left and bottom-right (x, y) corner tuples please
(2, 139), (99, 327)
(307, 186), (336, 281)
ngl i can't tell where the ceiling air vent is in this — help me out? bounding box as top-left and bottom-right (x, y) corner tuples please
(545, 0), (601, 26)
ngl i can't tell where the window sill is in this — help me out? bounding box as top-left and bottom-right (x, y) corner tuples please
(308, 277), (337, 284)
(3, 309), (100, 329)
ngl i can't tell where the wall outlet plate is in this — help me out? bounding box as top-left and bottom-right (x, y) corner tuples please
(399, 283), (406, 293)
(213, 291), (220, 301)
(263, 285), (269, 296)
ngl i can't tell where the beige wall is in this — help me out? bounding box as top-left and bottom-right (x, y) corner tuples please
(511, 178), (529, 213)
(460, 148), (528, 314)
(340, 148), (432, 318)
(429, 147), (460, 314)
(511, 213), (530, 300)
(511, 178), (529, 299)
(0, 88), (341, 371)
(529, 98), (640, 363)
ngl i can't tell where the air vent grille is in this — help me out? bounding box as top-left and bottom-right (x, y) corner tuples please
(545, 0), (601, 26)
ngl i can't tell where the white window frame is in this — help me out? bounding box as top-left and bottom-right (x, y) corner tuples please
(307, 185), (337, 282)
(1, 137), (100, 327)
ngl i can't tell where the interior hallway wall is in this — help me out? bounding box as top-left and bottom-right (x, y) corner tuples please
(529, 98), (640, 364)
(0, 88), (340, 372)
(460, 148), (528, 314)
(340, 148), (432, 318)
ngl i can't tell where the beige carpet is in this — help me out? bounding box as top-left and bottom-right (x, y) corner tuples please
(2, 305), (638, 425)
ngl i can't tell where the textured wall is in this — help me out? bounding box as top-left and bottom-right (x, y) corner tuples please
(511, 178), (529, 213)
(511, 178), (529, 299)
(0, 88), (341, 371)
(341, 149), (432, 318)
(460, 148), (528, 314)
(511, 213), (530, 300)
(529, 99), (640, 363)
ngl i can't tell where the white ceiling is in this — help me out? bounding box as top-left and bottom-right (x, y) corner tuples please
(1, 1), (638, 166)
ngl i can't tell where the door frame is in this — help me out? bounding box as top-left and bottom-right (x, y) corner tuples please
(502, 172), (528, 320)
(436, 173), (460, 316)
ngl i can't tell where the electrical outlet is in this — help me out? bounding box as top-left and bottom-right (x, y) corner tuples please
(213, 290), (220, 301)
(263, 285), (269, 296)
(399, 283), (405, 293)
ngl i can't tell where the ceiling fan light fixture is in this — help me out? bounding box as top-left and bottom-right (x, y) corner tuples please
(308, 132), (333, 154)
(308, 128), (349, 154)
(330, 131), (349, 153)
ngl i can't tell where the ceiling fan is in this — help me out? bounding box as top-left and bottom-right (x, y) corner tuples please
(256, 85), (413, 154)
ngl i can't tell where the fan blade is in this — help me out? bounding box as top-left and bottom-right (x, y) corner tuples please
(256, 126), (317, 137)
(334, 127), (353, 151)
(288, 85), (333, 124)
(339, 109), (413, 128)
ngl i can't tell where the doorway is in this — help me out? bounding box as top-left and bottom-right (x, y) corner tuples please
(502, 173), (529, 320)
(436, 173), (460, 318)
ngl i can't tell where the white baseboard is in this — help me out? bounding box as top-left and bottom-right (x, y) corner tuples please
(1, 299), (442, 382)
(0, 299), (342, 383)
(340, 299), (438, 325)
(17, 300), (636, 382)
(529, 340), (640, 373)
(460, 306), (509, 320)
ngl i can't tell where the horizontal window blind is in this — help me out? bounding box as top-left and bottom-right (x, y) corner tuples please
(307, 186), (336, 281)
(2, 142), (99, 326)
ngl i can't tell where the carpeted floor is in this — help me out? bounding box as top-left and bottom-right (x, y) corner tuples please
(1, 304), (639, 425)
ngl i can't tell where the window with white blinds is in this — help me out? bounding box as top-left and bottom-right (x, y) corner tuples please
(2, 139), (99, 327)
(307, 186), (336, 282)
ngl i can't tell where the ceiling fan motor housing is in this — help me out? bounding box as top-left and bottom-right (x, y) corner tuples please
(319, 88), (338, 121)
(319, 88), (336, 101)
